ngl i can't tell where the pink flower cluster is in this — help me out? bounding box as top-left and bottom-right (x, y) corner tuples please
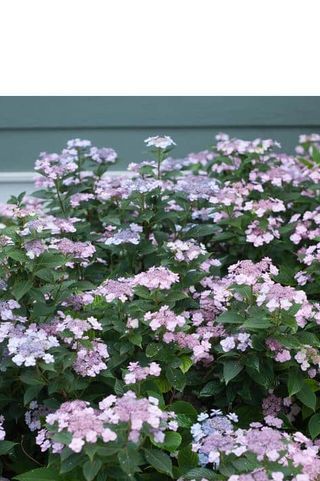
(243, 198), (286, 217)
(6, 323), (59, 367)
(220, 332), (252, 352)
(124, 361), (161, 384)
(98, 391), (177, 443)
(290, 209), (320, 244)
(294, 346), (320, 375)
(262, 393), (300, 424)
(227, 258), (278, 285)
(215, 134), (280, 156)
(73, 341), (109, 377)
(25, 401), (50, 432)
(245, 217), (282, 247)
(36, 400), (117, 453)
(34, 150), (78, 188)
(133, 266), (179, 290)
(37, 391), (177, 454)
(24, 239), (47, 259)
(266, 338), (291, 363)
(94, 277), (134, 302)
(191, 410), (320, 481)
(50, 237), (96, 265)
(0, 299), (21, 321)
(69, 193), (95, 208)
(167, 239), (206, 262)
(20, 215), (79, 235)
(163, 310), (224, 363)
(255, 282), (307, 312)
(298, 243), (320, 266)
(102, 223), (143, 246)
(89, 146), (117, 164)
(51, 313), (109, 377)
(144, 306), (186, 332)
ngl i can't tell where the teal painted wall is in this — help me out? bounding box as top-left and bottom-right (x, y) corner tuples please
(0, 97), (320, 171)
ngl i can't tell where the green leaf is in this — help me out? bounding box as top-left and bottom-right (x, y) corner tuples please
(287, 369), (305, 396)
(199, 380), (222, 397)
(179, 355), (193, 374)
(308, 413), (320, 439)
(166, 367), (186, 391)
(128, 332), (142, 347)
(34, 268), (56, 282)
(24, 385), (43, 405)
(146, 343), (162, 358)
(183, 467), (216, 480)
(134, 285), (151, 299)
(232, 456), (260, 472)
(155, 376), (172, 393)
(52, 431), (73, 445)
(118, 445), (141, 475)
(296, 384), (317, 411)
(223, 360), (243, 385)
(312, 147), (320, 165)
(0, 440), (16, 455)
(162, 431), (182, 451)
(33, 253), (66, 271)
(170, 400), (198, 418)
(153, 431), (182, 452)
(83, 459), (103, 481)
(7, 248), (28, 263)
(185, 224), (218, 238)
(11, 279), (33, 300)
(164, 291), (188, 303)
(216, 311), (244, 324)
(60, 453), (80, 474)
(144, 448), (173, 477)
(20, 371), (45, 386)
(178, 446), (199, 470)
(14, 468), (61, 481)
(175, 414), (193, 428)
(242, 317), (272, 330)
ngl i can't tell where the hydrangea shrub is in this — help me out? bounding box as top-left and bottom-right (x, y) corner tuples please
(0, 133), (320, 480)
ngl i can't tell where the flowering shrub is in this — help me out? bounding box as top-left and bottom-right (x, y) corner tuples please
(1, 133), (320, 480)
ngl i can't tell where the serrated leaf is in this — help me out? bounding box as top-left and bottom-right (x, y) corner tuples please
(83, 459), (102, 481)
(118, 445), (141, 475)
(199, 380), (222, 397)
(152, 431), (182, 452)
(216, 311), (244, 324)
(0, 440), (16, 455)
(14, 468), (61, 481)
(60, 453), (80, 474)
(166, 367), (186, 391)
(11, 279), (33, 301)
(185, 224), (218, 238)
(288, 369), (305, 396)
(296, 384), (317, 411)
(24, 385), (43, 406)
(52, 431), (73, 445)
(170, 400), (198, 418)
(144, 448), (173, 477)
(178, 446), (199, 469)
(179, 355), (193, 374)
(183, 467), (216, 480)
(20, 371), (45, 386)
(308, 413), (320, 439)
(223, 360), (243, 384)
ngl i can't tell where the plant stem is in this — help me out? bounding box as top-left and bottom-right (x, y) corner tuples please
(54, 181), (66, 216)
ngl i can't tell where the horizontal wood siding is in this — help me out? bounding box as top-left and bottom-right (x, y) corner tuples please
(0, 97), (320, 173)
